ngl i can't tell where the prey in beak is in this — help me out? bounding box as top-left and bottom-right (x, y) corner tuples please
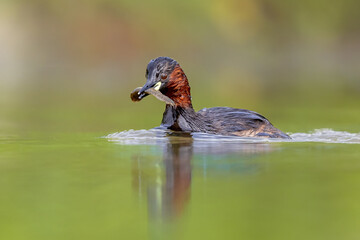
(130, 83), (175, 106)
(137, 82), (162, 100)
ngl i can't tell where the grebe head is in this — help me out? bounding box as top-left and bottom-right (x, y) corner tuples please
(138, 57), (192, 108)
(138, 57), (178, 99)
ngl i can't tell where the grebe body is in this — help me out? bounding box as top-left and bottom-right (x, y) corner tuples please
(132, 57), (290, 139)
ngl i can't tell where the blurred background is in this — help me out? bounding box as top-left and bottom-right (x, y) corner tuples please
(0, 0), (360, 135)
(1, 2), (360, 240)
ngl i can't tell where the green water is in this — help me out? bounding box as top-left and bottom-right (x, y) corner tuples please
(1, 130), (360, 240)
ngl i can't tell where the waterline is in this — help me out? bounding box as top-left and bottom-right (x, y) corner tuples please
(105, 128), (360, 145)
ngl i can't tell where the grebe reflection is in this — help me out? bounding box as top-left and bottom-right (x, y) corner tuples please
(131, 133), (274, 221)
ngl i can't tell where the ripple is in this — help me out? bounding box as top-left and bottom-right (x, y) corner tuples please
(290, 128), (360, 144)
(105, 129), (169, 145)
(105, 128), (360, 145)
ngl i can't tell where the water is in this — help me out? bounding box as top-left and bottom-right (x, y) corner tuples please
(108, 128), (360, 239)
(1, 129), (360, 240)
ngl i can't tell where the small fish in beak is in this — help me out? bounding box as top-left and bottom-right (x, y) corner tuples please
(130, 86), (175, 106)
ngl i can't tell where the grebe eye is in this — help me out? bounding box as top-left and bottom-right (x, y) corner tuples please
(161, 74), (167, 80)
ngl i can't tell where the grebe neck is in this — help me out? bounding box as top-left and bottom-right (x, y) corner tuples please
(163, 65), (193, 109)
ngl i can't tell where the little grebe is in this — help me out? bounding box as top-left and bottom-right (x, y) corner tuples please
(131, 57), (290, 139)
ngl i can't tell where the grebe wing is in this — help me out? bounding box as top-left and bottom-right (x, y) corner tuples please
(196, 107), (290, 138)
(197, 107), (269, 129)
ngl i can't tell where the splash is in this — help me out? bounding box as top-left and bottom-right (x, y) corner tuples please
(105, 128), (360, 145)
(290, 128), (360, 144)
(106, 129), (169, 145)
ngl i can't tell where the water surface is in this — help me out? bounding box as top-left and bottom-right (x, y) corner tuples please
(1, 129), (360, 240)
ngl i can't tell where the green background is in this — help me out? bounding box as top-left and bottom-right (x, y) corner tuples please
(0, 1), (360, 239)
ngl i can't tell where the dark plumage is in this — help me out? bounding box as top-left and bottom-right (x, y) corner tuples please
(132, 57), (290, 139)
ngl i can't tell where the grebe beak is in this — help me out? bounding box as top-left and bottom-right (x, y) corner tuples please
(137, 90), (147, 100)
(138, 81), (161, 99)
